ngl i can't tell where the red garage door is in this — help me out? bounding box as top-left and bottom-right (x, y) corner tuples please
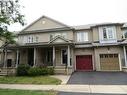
(76, 55), (93, 71)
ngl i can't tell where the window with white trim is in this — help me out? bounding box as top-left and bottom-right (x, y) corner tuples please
(26, 36), (39, 43)
(102, 27), (114, 40)
(99, 26), (117, 43)
(77, 32), (88, 42)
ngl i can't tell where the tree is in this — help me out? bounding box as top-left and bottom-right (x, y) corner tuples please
(0, 0), (25, 43)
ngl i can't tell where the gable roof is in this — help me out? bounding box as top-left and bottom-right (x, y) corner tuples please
(48, 35), (71, 44)
(72, 23), (124, 30)
(20, 15), (71, 34)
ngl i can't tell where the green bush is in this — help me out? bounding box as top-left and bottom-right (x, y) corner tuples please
(27, 67), (54, 76)
(17, 64), (30, 76)
(47, 67), (54, 75)
(28, 67), (42, 76)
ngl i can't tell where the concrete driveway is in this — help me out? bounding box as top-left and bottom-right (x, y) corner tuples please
(67, 71), (127, 85)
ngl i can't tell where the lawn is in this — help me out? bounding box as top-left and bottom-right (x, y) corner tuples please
(0, 76), (61, 85)
(0, 89), (57, 95)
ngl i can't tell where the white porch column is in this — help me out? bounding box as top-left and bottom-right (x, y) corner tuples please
(16, 50), (19, 68)
(123, 46), (127, 67)
(4, 49), (7, 68)
(67, 45), (71, 67)
(34, 47), (36, 66)
(53, 46), (55, 67)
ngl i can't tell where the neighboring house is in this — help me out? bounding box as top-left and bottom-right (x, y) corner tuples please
(1, 16), (127, 75)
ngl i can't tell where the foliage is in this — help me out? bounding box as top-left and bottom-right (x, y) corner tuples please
(47, 67), (54, 75)
(17, 64), (30, 76)
(0, 76), (61, 84)
(28, 67), (42, 76)
(27, 67), (54, 76)
(0, 0), (25, 43)
(0, 89), (57, 95)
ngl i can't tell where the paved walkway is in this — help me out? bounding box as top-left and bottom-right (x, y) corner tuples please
(50, 75), (70, 84)
(0, 84), (127, 94)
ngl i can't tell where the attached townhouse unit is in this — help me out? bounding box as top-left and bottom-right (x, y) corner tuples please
(0, 16), (127, 75)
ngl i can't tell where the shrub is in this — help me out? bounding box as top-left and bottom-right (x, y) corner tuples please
(47, 67), (54, 75)
(28, 67), (42, 76)
(17, 64), (30, 76)
(27, 67), (54, 76)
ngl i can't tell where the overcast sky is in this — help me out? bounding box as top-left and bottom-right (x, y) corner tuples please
(9, 0), (127, 31)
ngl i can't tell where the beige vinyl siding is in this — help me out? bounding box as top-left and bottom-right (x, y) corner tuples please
(25, 17), (65, 31)
(18, 31), (73, 45)
(92, 27), (99, 42)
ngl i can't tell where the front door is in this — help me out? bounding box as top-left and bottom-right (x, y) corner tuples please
(28, 48), (34, 66)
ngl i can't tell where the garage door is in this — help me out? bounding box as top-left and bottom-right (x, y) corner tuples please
(100, 54), (120, 71)
(76, 55), (93, 71)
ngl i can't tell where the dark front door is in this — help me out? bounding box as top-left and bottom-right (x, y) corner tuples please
(76, 55), (93, 71)
(28, 48), (34, 66)
(7, 59), (12, 67)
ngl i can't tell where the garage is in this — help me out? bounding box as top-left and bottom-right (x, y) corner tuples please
(100, 54), (120, 71)
(76, 55), (93, 71)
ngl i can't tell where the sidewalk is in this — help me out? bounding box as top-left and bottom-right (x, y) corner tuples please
(0, 84), (127, 94)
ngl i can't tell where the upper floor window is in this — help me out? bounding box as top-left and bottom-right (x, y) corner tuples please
(50, 33), (67, 40)
(102, 27), (114, 40)
(27, 36), (39, 43)
(99, 26), (117, 43)
(124, 30), (127, 39)
(77, 32), (88, 42)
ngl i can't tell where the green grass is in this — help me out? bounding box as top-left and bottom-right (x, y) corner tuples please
(0, 76), (61, 85)
(0, 89), (57, 95)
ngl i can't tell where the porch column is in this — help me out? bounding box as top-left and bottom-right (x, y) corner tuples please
(4, 49), (7, 68)
(16, 49), (19, 68)
(53, 46), (55, 67)
(67, 45), (71, 67)
(123, 46), (127, 67)
(34, 47), (36, 66)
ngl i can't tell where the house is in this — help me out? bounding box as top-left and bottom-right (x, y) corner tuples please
(1, 16), (127, 75)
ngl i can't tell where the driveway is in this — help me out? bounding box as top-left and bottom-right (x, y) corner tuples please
(67, 71), (127, 85)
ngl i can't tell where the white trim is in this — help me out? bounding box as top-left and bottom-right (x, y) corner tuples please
(123, 46), (127, 66)
(53, 46), (55, 67)
(16, 50), (19, 68)
(67, 45), (70, 67)
(118, 54), (122, 71)
(33, 48), (36, 66)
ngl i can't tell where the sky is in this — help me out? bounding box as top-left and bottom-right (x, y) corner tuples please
(8, 0), (127, 32)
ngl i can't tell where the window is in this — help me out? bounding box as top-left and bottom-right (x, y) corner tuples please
(99, 26), (117, 43)
(26, 36), (39, 43)
(124, 31), (127, 38)
(77, 32), (88, 42)
(102, 27), (115, 40)
(103, 28), (107, 39)
(61, 49), (67, 64)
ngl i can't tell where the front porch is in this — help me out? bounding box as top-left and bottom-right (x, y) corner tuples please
(1, 45), (73, 75)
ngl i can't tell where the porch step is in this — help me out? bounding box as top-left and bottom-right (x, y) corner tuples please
(0, 73), (7, 76)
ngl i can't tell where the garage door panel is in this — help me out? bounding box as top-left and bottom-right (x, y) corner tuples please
(76, 55), (93, 71)
(100, 54), (120, 71)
